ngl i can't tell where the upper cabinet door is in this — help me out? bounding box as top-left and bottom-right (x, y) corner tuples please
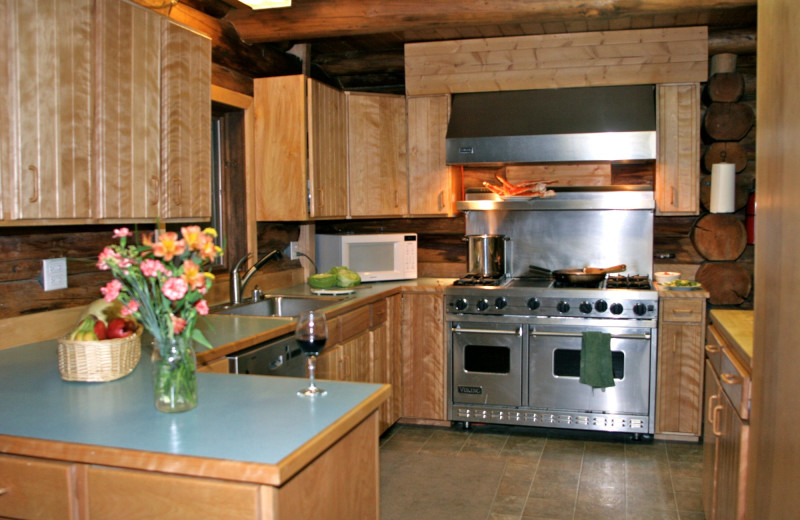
(254, 75), (310, 221)
(94, 0), (161, 219)
(407, 95), (460, 216)
(308, 79), (348, 219)
(347, 92), (408, 217)
(160, 20), (212, 220)
(656, 83), (701, 215)
(3, 0), (93, 220)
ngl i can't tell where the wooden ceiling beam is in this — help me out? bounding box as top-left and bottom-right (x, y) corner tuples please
(225, 0), (756, 43)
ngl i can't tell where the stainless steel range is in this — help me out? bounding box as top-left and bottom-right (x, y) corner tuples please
(446, 187), (659, 436)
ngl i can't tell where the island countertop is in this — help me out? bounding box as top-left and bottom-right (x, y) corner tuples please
(0, 338), (389, 486)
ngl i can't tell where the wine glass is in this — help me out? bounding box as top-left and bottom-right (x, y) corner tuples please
(296, 310), (328, 397)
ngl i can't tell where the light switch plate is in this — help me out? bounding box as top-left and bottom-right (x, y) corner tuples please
(42, 258), (68, 291)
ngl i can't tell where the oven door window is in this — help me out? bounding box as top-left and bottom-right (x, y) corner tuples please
(553, 349), (625, 380)
(464, 344), (511, 374)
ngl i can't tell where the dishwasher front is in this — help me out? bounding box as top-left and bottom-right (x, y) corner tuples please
(227, 334), (307, 377)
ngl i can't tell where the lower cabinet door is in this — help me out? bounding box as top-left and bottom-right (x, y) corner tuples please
(87, 466), (260, 520)
(0, 454), (79, 520)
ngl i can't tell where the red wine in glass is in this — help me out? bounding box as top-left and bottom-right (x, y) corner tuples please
(296, 311), (327, 397)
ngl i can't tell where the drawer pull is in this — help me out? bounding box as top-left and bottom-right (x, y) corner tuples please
(707, 394), (719, 424)
(0, 487), (7, 496)
(721, 373), (743, 385)
(672, 309), (695, 314)
(706, 344), (721, 354)
(712, 404), (725, 436)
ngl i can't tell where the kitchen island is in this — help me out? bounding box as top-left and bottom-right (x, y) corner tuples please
(0, 338), (389, 519)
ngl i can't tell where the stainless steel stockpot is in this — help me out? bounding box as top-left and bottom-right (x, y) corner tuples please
(464, 234), (508, 277)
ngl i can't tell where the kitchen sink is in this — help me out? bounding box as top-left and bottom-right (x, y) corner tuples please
(212, 295), (345, 318)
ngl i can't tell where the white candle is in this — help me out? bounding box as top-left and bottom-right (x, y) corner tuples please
(710, 162), (736, 213)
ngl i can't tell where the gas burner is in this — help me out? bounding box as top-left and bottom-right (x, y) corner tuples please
(453, 274), (506, 287)
(606, 275), (652, 290)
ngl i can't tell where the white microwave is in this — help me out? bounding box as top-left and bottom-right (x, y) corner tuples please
(316, 233), (418, 282)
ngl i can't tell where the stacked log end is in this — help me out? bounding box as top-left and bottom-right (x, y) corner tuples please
(696, 56), (755, 307)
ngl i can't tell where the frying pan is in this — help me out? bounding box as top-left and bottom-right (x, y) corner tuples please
(530, 264), (627, 284)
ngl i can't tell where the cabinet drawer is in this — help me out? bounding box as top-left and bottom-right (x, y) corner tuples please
(87, 466), (260, 520)
(720, 347), (751, 421)
(0, 454), (79, 520)
(706, 324), (724, 374)
(371, 299), (388, 328)
(340, 305), (371, 342)
(662, 298), (705, 323)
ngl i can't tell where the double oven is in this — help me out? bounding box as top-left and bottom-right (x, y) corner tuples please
(446, 187), (658, 435)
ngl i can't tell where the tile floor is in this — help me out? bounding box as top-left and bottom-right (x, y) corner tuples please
(379, 423), (704, 520)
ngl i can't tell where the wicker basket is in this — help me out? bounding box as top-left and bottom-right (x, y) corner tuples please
(57, 326), (143, 382)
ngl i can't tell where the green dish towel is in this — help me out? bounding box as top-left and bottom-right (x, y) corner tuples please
(580, 331), (615, 389)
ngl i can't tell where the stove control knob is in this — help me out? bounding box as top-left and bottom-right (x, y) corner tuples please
(633, 302), (648, 316)
(579, 301), (593, 314)
(477, 299), (490, 311)
(610, 303), (624, 315)
(594, 300), (608, 313)
(454, 298), (468, 311)
(557, 301), (571, 313)
(495, 297), (508, 309)
(527, 298), (541, 311)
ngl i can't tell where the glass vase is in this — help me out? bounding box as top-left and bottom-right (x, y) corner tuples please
(151, 336), (198, 413)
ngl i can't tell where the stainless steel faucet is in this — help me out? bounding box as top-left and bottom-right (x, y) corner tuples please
(229, 250), (282, 304)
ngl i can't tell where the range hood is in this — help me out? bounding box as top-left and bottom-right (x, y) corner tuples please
(446, 85), (657, 165)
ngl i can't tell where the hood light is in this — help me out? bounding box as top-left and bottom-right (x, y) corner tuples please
(239, 0), (291, 9)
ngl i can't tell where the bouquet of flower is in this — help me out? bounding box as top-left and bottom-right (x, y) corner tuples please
(96, 226), (221, 353)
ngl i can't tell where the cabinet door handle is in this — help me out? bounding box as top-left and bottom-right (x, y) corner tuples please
(175, 178), (183, 206)
(28, 165), (39, 203)
(706, 344), (721, 354)
(0, 487), (7, 496)
(337, 357), (345, 379)
(712, 403), (725, 436)
(671, 186), (677, 206)
(438, 190), (444, 210)
(721, 373), (743, 385)
(707, 394), (719, 424)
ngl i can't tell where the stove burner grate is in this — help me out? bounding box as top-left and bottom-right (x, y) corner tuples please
(606, 275), (652, 289)
(453, 274), (506, 287)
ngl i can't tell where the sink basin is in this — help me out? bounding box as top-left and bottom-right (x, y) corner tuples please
(212, 295), (345, 317)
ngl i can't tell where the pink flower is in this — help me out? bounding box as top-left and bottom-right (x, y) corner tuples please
(171, 315), (187, 334)
(121, 300), (139, 316)
(113, 227), (133, 238)
(101, 279), (122, 302)
(195, 299), (209, 316)
(96, 247), (119, 270)
(162, 277), (188, 301)
(140, 259), (167, 278)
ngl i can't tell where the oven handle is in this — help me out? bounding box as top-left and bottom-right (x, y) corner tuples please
(530, 330), (651, 340)
(451, 326), (523, 336)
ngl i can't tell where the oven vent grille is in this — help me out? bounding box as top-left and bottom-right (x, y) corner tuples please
(454, 407), (650, 434)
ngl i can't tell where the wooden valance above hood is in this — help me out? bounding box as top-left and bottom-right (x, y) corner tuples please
(405, 26), (708, 95)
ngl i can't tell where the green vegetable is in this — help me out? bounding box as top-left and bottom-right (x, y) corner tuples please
(308, 273), (337, 289)
(666, 279), (699, 287)
(335, 268), (361, 288)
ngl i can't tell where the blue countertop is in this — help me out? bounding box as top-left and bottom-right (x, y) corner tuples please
(0, 338), (386, 479)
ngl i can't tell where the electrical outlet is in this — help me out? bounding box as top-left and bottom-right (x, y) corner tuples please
(288, 241), (300, 260)
(42, 258), (68, 291)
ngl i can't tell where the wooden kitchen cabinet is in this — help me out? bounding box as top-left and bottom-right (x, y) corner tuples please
(0, 454), (81, 519)
(158, 19), (212, 220)
(254, 75), (348, 221)
(370, 295), (403, 433)
(655, 83), (701, 215)
(703, 314), (751, 520)
(401, 290), (447, 422)
(1, 0), (94, 221)
(406, 95), (461, 216)
(94, 0), (161, 219)
(347, 92), (409, 217)
(317, 305), (372, 382)
(655, 288), (708, 439)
